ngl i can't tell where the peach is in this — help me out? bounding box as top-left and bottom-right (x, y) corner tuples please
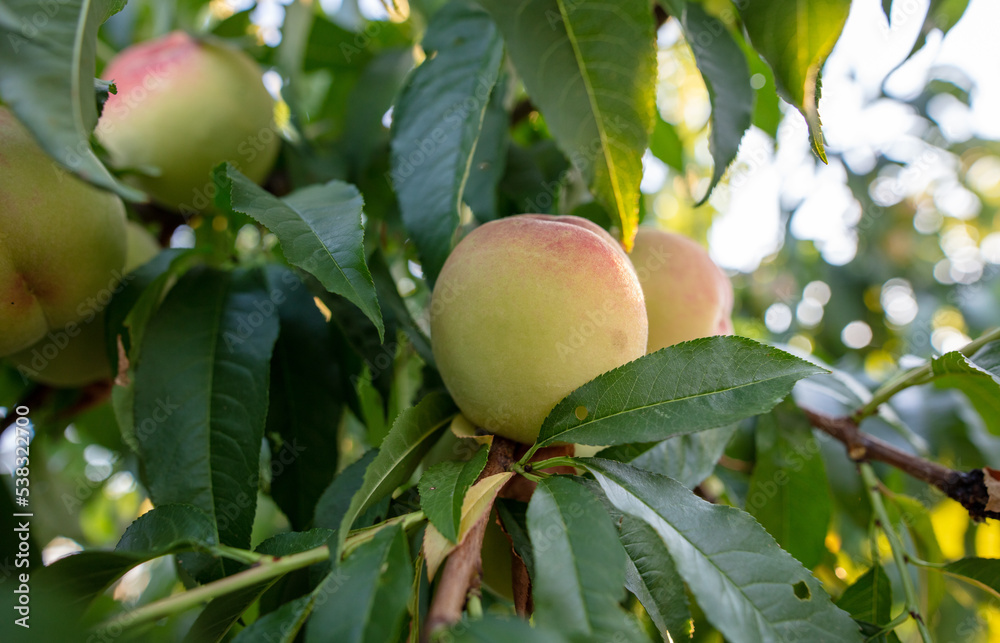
(430, 215), (647, 444)
(7, 221), (160, 387)
(96, 31), (279, 213)
(0, 107), (127, 358)
(628, 227), (733, 352)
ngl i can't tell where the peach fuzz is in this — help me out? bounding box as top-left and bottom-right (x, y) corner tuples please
(629, 227), (733, 352)
(96, 31), (279, 212)
(430, 214), (648, 444)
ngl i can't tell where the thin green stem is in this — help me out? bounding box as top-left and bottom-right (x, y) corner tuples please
(95, 511), (428, 636)
(859, 464), (933, 643)
(866, 610), (910, 641)
(95, 545), (330, 635)
(510, 464), (546, 483)
(516, 443), (541, 468)
(857, 326), (1000, 420)
(524, 456), (578, 471)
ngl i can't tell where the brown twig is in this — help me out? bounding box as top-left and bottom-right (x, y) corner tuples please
(803, 407), (999, 521)
(422, 436), (518, 641)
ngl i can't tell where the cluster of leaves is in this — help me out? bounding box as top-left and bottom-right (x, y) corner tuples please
(0, 0), (998, 642)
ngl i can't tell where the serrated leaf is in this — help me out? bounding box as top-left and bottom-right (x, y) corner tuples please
(389, 0), (504, 284)
(620, 515), (692, 642)
(0, 0), (144, 200)
(133, 267), (279, 576)
(34, 504), (215, 608)
(943, 557), (1000, 601)
(305, 526), (413, 643)
(835, 565), (892, 627)
(747, 402), (831, 569)
(334, 392), (457, 558)
(263, 264), (344, 530)
(419, 446), (489, 542)
(737, 0), (850, 161)
(931, 343), (1000, 436)
(481, 0), (656, 249)
(215, 164), (383, 341)
(582, 458), (864, 642)
(528, 476), (648, 642)
(679, 2), (753, 202)
(535, 336), (826, 449)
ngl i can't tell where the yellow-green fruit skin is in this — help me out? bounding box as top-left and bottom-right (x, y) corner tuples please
(0, 107), (127, 358)
(430, 215), (648, 444)
(96, 31), (279, 212)
(7, 222), (160, 387)
(629, 227), (733, 353)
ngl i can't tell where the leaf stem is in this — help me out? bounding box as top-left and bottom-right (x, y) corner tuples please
(94, 545), (330, 636)
(859, 463), (933, 643)
(524, 455), (578, 471)
(856, 326), (1000, 420)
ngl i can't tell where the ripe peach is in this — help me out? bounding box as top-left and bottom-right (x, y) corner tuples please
(7, 222), (160, 387)
(96, 31), (279, 213)
(629, 227), (733, 352)
(430, 215), (647, 444)
(0, 107), (127, 358)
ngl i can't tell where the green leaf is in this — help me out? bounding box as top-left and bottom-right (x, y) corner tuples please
(495, 498), (534, 577)
(528, 477), (648, 641)
(369, 250), (434, 368)
(419, 445), (489, 543)
(185, 582), (278, 643)
(215, 164), (384, 341)
(481, 0), (656, 249)
(649, 115), (683, 173)
(747, 402), (831, 569)
(944, 558), (1000, 601)
(908, 0), (971, 57)
(535, 336), (826, 449)
(464, 76), (510, 222)
(305, 525), (413, 643)
(629, 424), (737, 489)
(104, 248), (192, 373)
(389, 0), (504, 284)
(582, 458), (864, 642)
(881, 0), (893, 22)
(256, 529), (333, 557)
(34, 504), (215, 608)
(931, 343), (1000, 436)
(884, 493), (946, 614)
(835, 565), (892, 627)
(0, 0), (144, 200)
(334, 392), (457, 557)
(232, 595), (312, 643)
(679, 2), (753, 202)
(133, 267), (279, 568)
(737, 0), (851, 161)
(314, 449), (379, 531)
(263, 265), (344, 530)
(620, 515), (692, 642)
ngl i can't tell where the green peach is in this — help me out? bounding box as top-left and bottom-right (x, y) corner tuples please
(430, 214), (648, 444)
(96, 31), (279, 213)
(628, 227), (733, 353)
(0, 107), (127, 358)
(7, 220), (160, 387)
